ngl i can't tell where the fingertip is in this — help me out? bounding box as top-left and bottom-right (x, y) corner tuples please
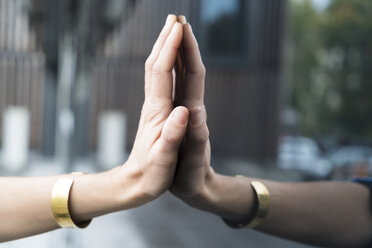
(185, 22), (192, 31)
(158, 107), (189, 152)
(166, 14), (177, 24)
(173, 22), (183, 33)
(175, 105), (189, 114)
(162, 15), (177, 35)
(184, 23), (193, 36)
(177, 15), (187, 25)
(168, 22), (183, 43)
(183, 23), (197, 48)
(172, 106), (189, 125)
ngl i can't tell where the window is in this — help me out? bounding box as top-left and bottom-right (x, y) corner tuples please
(198, 0), (249, 65)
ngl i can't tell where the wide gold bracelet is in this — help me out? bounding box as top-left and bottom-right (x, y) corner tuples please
(223, 179), (270, 229)
(245, 181), (270, 228)
(51, 173), (92, 228)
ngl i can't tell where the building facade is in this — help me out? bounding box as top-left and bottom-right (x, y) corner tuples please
(90, 0), (286, 161)
(0, 0), (45, 149)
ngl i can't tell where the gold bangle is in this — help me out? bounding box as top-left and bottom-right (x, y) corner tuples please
(244, 181), (270, 228)
(51, 174), (92, 228)
(223, 178), (270, 229)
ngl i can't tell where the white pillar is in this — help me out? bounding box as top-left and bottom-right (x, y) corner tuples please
(97, 111), (127, 169)
(1, 106), (30, 172)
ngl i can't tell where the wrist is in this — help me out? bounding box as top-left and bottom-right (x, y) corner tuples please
(109, 161), (156, 210)
(67, 168), (130, 222)
(186, 173), (257, 223)
(177, 167), (219, 208)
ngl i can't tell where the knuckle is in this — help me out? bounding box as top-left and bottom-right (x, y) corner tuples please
(141, 100), (172, 126)
(158, 32), (168, 43)
(183, 97), (204, 107)
(144, 99), (171, 114)
(199, 67), (207, 78)
(152, 63), (166, 75)
(191, 127), (209, 145)
(200, 65), (207, 77)
(196, 104), (207, 112)
(145, 57), (154, 71)
(140, 105), (149, 121)
(140, 102), (152, 117)
(187, 105), (206, 116)
(168, 45), (179, 55)
(189, 66), (206, 80)
(142, 100), (161, 112)
(162, 130), (179, 146)
(164, 38), (179, 52)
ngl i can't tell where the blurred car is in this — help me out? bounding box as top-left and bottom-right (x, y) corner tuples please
(278, 136), (332, 178)
(328, 145), (372, 179)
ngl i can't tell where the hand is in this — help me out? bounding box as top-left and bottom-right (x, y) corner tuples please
(170, 21), (216, 204)
(168, 22), (259, 223)
(114, 15), (188, 207)
(0, 20), (189, 240)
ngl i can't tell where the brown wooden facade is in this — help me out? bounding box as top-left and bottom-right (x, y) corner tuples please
(0, 0), (45, 149)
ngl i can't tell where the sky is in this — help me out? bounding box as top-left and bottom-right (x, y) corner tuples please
(310, 0), (330, 11)
(201, 0), (330, 24)
(312, 0), (330, 10)
(201, 0), (239, 22)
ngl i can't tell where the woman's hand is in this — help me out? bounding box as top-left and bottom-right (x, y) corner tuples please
(170, 21), (216, 204)
(114, 15), (188, 207)
(169, 21), (255, 223)
(0, 17), (190, 241)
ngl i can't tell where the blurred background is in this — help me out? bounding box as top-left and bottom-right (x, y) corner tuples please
(0, 0), (371, 247)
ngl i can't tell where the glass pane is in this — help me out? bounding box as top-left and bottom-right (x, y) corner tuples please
(200, 0), (242, 57)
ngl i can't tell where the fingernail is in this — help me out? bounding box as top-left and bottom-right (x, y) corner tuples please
(190, 109), (203, 125)
(166, 14), (175, 24)
(177, 15), (187, 25)
(174, 109), (188, 125)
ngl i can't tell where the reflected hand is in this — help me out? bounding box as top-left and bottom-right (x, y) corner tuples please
(115, 15), (188, 206)
(170, 21), (216, 204)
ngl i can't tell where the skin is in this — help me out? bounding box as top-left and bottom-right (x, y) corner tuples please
(0, 14), (185, 242)
(0, 15), (371, 248)
(170, 17), (372, 248)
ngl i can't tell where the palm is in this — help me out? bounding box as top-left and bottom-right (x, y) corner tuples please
(120, 16), (189, 203)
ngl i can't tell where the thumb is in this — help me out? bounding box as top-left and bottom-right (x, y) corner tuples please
(157, 106), (189, 155)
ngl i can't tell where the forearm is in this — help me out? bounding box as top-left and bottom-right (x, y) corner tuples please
(186, 174), (372, 247)
(0, 166), (137, 242)
(258, 179), (372, 247)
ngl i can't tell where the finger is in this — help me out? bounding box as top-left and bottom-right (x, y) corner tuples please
(176, 15), (187, 77)
(181, 23), (206, 107)
(174, 50), (185, 105)
(186, 107), (209, 153)
(150, 22), (183, 101)
(177, 15), (187, 25)
(170, 107), (210, 197)
(153, 106), (189, 160)
(145, 14), (178, 99)
(174, 15), (187, 106)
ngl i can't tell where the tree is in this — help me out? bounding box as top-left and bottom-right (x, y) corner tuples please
(288, 0), (372, 144)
